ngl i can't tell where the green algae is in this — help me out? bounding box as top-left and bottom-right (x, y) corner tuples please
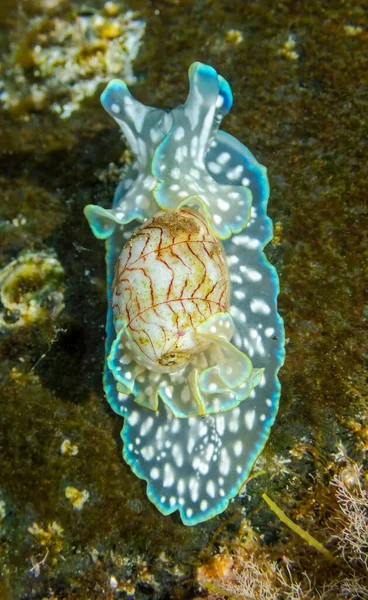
(0, 0), (367, 598)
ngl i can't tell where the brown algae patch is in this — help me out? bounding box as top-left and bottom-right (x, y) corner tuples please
(0, 178), (64, 249)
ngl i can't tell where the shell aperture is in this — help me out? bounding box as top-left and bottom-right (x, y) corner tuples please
(84, 62), (285, 525)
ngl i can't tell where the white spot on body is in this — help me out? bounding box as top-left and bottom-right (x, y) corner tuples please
(187, 433), (196, 454)
(198, 422), (208, 437)
(230, 273), (243, 284)
(208, 161), (222, 174)
(234, 290), (246, 300)
(245, 409), (256, 430)
(141, 446), (155, 460)
(111, 103), (120, 114)
(259, 374), (266, 388)
(177, 479), (185, 495)
(234, 236), (260, 249)
(217, 152), (231, 165)
(227, 165), (243, 181)
(216, 95), (224, 108)
(251, 299), (271, 315)
(137, 139), (147, 165)
(171, 419), (181, 434)
(174, 126), (185, 141)
(219, 448), (231, 475)
(136, 195), (150, 210)
(206, 480), (216, 498)
(164, 385), (173, 399)
(216, 416), (225, 436)
(239, 265), (262, 281)
(173, 443), (184, 467)
(189, 477), (200, 502)
(128, 411), (139, 426)
(192, 456), (200, 470)
(150, 467), (160, 480)
(205, 443), (215, 462)
(175, 147), (185, 163)
(228, 407), (240, 433)
(190, 135), (199, 159)
(234, 440), (243, 457)
(143, 176), (156, 191)
(199, 462), (209, 475)
(227, 255), (239, 266)
(163, 464), (175, 487)
(218, 199), (230, 211)
(181, 386), (190, 402)
(230, 305), (246, 323)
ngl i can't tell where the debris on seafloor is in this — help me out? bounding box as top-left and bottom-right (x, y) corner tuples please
(28, 521), (64, 578)
(0, 251), (65, 328)
(64, 485), (90, 510)
(196, 461), (368, 600)
(277, 35), (299, 61)
(224, 29), (244, 46)
(60, 438), (79, 456)
(344, 24), (364, 37)
(0, 1), (145, 119)
(28, 521), (64, 550)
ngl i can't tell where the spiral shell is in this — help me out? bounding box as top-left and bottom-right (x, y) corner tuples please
(112, 209), (229, 373)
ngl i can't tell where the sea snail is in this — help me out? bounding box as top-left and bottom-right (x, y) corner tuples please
(84, 62), (285, 525)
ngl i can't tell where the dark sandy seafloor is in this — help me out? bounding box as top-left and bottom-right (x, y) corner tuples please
(0, 1), (367, 599)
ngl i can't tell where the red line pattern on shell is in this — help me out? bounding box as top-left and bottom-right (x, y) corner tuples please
(112, 210), (230, 369)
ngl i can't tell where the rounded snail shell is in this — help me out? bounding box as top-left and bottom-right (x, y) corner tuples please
(112, 209), (230, 373)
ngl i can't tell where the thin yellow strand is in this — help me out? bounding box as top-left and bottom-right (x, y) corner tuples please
(262, 493), (334, 561)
